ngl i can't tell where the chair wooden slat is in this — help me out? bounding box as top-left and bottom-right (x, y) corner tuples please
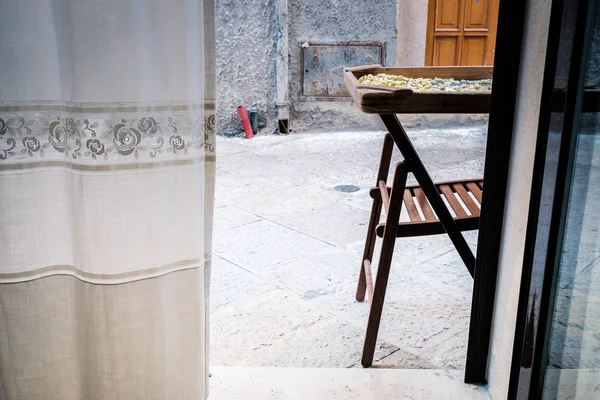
(376, 215), (481, 238)
(466, 182), (483, 203)
(477, 181), (483, 190)
(364, 260), (374, 302)
(453, 183), (480, 216)
(378, 180), (390, 215)
(407, 177), (484, 189)
(413, 188), (436, 221)
(439, 185), (468, 218)
(403, 190), (422, 222)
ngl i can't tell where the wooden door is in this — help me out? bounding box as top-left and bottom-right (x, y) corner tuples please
(425, 0), (499, 66)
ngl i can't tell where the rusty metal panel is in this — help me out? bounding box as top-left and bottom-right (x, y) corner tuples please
(300, 43), (384, 99)
(300, 42), (385, 100)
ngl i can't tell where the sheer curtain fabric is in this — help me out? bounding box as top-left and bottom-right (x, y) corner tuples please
(0, 0), (216, 398)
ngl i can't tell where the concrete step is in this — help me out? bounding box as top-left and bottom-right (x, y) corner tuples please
(209, 367), (491, 400)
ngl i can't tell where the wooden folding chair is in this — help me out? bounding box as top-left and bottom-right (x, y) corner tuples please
(341, 65), (491, 368)
(356, 115), (483, 367)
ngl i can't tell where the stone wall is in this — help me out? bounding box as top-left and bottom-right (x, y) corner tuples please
(288, 0), (397, 131)
(215, 0), (397, 135)
(215, 0), (278, 136)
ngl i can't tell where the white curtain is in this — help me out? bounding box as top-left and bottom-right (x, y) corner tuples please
(0, 0), (215, 399)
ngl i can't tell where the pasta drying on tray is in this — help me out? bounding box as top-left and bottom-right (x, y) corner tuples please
(358, 73), (493, 93)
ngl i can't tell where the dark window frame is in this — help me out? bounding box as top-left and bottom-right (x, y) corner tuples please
(508, 0), (598, 398)
(464, 0), (529, 384)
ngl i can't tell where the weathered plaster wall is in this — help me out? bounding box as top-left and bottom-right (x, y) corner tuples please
(215, 0), (278, 136)
(216, 0), (397, 135)
(486, 0), (552, 398)
(396, 0), (428, 66)
(214, 1), (494, 134)
(288, 0), (397, 131)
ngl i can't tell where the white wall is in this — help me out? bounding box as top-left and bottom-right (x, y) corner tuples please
(396, 0), (428, 66)
(486, 0), (552, 398)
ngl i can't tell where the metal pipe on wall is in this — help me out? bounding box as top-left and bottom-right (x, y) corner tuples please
(275, 0), (290, 133)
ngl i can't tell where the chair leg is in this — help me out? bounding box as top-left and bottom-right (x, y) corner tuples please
(361, 162), (407, 367)
(356, 134), (395, 302)
(356, 198), (382, 302)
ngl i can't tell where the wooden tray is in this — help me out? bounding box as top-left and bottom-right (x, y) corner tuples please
(344, 64), (600, 115)
(344, 65), (493, 114)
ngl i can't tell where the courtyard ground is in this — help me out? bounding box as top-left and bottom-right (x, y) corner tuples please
(210, 124), (486, 369)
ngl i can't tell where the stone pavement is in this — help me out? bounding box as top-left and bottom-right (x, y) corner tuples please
(210, 125), (487, 369)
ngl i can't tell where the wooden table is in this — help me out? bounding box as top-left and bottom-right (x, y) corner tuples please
(344, 65), (600, 383)
(344, 64), (492, 379)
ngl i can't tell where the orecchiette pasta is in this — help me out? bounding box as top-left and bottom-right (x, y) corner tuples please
(358, 74), (492, 93)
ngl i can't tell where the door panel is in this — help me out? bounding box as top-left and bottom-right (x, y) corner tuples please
(426, 0), (499, 66)
(465, 0), (489, 28)
(462, 36), (486, 65)
(434, 36), (459, 65)
(438, 0), (462, 28)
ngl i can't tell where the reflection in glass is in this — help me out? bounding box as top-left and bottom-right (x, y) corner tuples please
(543, 7), (600, 398)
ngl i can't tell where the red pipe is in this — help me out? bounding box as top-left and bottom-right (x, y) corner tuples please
(236, 105), (254, 139)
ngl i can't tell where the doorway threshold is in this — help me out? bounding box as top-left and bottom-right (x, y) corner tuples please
(209, 367), (491, 399)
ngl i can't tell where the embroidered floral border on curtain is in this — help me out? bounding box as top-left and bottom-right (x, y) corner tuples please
(0, 103), (216, 284)
(0, 104), (215, 163)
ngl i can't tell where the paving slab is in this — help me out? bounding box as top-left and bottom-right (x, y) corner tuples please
(213, 219), (335, 272)
(212, 128), (486, 368)
(417, 328), (470, 369)
(211, 290), (397, 367)
(236, 183), (344, 221)
(376, 301), (471, 356)
(215, 169), (294, 205)
(268, 249), (364, 300)
(217, 152), (323, 186)
(383, 250), (474, 302)
(307, 285), (471, 356)
(210, 355), (226, 367)
(213, 205), (262, 233)
(274, 202), (371, 249)
(215, 139), (253, 156)
(344, 239), (464, 291)
(232, 134), (304, 150)
(371, 348), (436, 369)
(252, 320), (398, 368)
(210, 255), (279, 312)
